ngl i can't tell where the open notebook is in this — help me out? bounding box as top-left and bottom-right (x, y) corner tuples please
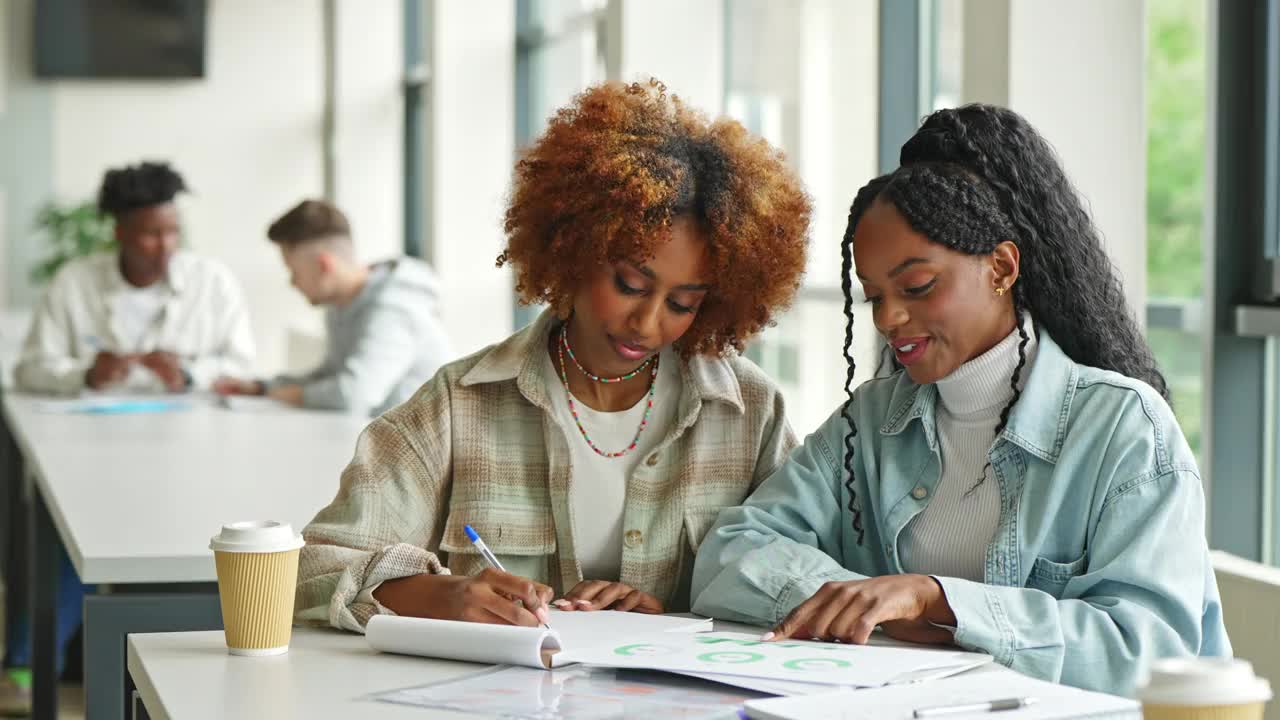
(368, 614), (991, 691)
(365, 611), (713, 669)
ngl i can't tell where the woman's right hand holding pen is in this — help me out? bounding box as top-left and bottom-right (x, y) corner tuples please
(373, 569), (553, 627)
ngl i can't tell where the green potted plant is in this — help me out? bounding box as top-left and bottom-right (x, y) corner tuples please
(29, 201), (115, 285)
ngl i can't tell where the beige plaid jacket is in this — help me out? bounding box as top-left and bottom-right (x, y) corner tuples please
(296, 311), (797, 632)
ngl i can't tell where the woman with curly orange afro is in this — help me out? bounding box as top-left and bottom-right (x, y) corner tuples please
(295, 79), (812, 634)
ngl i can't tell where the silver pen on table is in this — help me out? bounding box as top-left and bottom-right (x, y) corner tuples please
(464, 524), (551, 629)
(913, 697), (1038, 718)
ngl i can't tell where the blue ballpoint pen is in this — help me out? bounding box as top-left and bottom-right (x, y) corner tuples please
(464, 524), (551, 629)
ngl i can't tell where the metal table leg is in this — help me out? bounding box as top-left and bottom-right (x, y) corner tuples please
(84, 590), (221, 720)
(30, 489), (58, 720)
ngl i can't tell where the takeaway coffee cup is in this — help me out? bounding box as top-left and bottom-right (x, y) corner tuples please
(209, 521), (304, 656)
(1137, 657), (1272, 720)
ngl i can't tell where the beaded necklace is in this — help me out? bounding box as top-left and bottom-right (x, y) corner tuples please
(556, 325), (657, 459)
(561, 325), (655, 382)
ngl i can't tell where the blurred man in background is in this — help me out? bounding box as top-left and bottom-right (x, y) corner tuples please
(215, 199), (451, 416)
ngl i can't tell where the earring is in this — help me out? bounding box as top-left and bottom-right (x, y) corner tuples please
(995, 286), (1007, 296)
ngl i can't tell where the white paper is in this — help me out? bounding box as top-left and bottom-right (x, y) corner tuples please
(366, 615), (562, 669)
(742, 672), (1140, 720)
(672, 671), (849, 696)
(32, 394), (191, 414)
(675, 652), (992, 697)
(545, 610), (712, 649)
(561, 631), (966, 687)
(370, 663), (763, 719)
(365, 611), (712, 670)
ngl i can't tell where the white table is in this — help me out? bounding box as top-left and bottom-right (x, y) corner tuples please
(1, 393), (369, 720)
(4, 394), (366, 584)
(127, 627), (1138, 720)
(128, 628), (480, 720)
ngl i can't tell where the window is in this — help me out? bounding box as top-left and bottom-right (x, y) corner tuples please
(513, 0), (610, 329)
(725, 0), (881, 434)
(517, 0), (914, 435)
(516, 0), (608, 148)
(1145, 0), (1208, 463)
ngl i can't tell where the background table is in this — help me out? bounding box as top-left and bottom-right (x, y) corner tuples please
(2, 393), (369, 720)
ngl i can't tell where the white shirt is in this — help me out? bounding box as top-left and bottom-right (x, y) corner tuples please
(14, 251), (256, 394)
(899, 317), (1038, 582)
(542, 345), (681, 580)
(112, 282), (173, 392)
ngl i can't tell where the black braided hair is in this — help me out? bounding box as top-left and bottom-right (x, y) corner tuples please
(969, 290), (1031, 496)
(901, 105), (1168, 400)
(838, 104), (1167, 544)
(840, 176), (891, 545)
(97, 162), (188, 219)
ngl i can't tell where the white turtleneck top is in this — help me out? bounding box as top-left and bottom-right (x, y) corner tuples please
(898, 317), (1038, 582)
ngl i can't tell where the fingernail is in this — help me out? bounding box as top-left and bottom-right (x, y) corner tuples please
(575, 599), (592, 606)
(760, 632), (775, 641)
(536, 607), (550, 624)
(552, 599), (570, 607)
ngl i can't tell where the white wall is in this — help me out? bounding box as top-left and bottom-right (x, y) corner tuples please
(0, 0), (54, 314)
(962, 0), (1148, 322)
(334, 1), (404, 271)
(428, 0), (515, 356)
(617, 0), (724, 113)
(0, 0), (6, 308)
(42, 0), (402, 373)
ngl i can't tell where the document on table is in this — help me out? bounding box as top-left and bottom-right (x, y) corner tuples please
(674, 649), (993, 696)
(559, 632), (984, 688)
(741, 671), (1140, 720)
(369, 664), (764, 720)
(32, 394), (192, 414)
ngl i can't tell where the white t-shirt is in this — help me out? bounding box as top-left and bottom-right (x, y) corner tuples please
(542, 346), (681, 581)
(110, 282), (171, 391)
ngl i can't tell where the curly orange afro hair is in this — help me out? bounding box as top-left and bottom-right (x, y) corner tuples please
(497, 79), (811, 356)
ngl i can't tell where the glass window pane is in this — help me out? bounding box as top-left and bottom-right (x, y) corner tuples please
(725, 0), (880, 434)
(518, 0), (607, 147)
(515, 0), (608, 327)
(929, 0), (963, 111)
(1145, 0), (1207, 463)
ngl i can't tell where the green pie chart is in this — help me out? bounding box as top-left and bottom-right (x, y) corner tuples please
(782, 657), (853, 672)
(696, 651), (766, 664)
(613, 644), (675, 657)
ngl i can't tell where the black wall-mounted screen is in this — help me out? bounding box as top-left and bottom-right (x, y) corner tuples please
(35, 0), (207, 79)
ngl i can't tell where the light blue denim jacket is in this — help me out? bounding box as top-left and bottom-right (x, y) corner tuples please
(691, 330), (1230, 696)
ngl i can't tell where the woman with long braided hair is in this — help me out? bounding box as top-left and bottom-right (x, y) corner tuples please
(691, 105), (1229, 695)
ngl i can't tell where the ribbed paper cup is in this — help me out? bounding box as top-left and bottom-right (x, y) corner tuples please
(1138, 659), (1271, 720)
(1142, 703), (1265, 720)
(210, 521), (304, 656)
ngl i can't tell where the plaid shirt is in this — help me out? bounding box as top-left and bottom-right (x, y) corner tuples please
(296, 310), (797, 632)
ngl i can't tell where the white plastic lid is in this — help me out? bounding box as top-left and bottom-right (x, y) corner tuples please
(1137, 658), (1273, 706)
(209, 521), (304, 554)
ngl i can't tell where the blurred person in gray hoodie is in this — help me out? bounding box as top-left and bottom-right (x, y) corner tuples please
(214, 199), (452, 415)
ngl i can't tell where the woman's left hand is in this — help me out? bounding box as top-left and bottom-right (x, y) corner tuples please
(553, 580), (664, 614)
(765, 574), (957, 646)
